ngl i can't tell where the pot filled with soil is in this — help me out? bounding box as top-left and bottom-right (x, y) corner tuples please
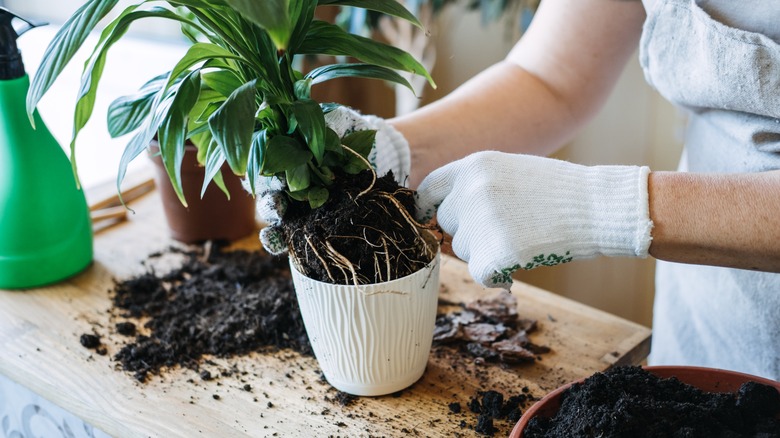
(291, 249), (439, 396)
(510, 365), (780, 438)
(283, 170), (441, 396)
(148, 140), (256, 243)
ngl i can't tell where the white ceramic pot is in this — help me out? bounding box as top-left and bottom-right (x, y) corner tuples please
(290, 247), (441, 396)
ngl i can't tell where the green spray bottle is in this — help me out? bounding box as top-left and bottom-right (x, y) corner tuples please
(0, 8), (92, 289)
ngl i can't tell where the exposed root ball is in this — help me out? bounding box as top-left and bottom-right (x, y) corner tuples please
(281, 170), (437, 285)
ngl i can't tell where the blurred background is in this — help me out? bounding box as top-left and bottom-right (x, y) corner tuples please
(5, 0), (685, 327)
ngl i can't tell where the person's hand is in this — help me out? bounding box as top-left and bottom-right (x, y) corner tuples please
(247, 106), (411, 255)
(415, 151), (654, 288)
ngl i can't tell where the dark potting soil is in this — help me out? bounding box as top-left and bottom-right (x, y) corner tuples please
(459, 389), (535, 436)
(109, 244), (312, 382)
(523, 365), (780, 438)
(281, 170), (436, 285)
(76, 241), (554, 435)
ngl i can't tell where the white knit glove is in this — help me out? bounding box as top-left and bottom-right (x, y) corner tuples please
(247, 106), (411, 254)
(415, 151), (653, 288)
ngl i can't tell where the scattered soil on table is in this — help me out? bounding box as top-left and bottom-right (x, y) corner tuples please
(433, 291), (550, 364)
(524, 366), (780, 437)
(78, 242), (553, 436)
(467, 388), (535, 436)
(79, 333), (107, 356)
(106, 243), (312, 382)
(281, 170), (437, 285)
(324, 391), (358, 407)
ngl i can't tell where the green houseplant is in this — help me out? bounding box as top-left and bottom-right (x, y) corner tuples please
(29, 0), (441, 395)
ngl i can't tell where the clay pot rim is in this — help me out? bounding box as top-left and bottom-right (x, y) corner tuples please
(509, 365), (780, 438)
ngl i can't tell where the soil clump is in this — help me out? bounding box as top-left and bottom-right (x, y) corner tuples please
(458, 389), (535, 436)
(108, 244), (311, 382)
(524, 365), (780, 437)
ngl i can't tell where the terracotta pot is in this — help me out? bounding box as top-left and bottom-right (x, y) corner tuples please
(148, 141), (256, 243)
(289, 234), (441, 396)
(509, 366), (780, 438)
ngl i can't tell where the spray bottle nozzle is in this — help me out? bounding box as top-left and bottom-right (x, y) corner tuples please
(0, 8), (47, 80)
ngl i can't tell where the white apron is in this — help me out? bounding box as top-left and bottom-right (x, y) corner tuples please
(639, 0), (780, 379)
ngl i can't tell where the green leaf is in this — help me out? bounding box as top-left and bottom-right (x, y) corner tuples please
(212, 170), (230, 199)
(189, 128), (213, 163)
(341, 129), (376, 158)
(287, 189), (308, 202)
(341, 131), (374, 174)
(27, 0), (120, 125)
(292, 99), (326, 164)
(71, 6), (202, 180)
(107, 72), (168, 138)
(307, 186), (329, 209)
(195, 101), (225, 123)
(324, 127), (342, 154)
(294, 78), (312, 100)
(117, 85), (177, 203)
(309, 163), (334, 186)
(187, 121), (211, 139)
(255, 103), (279, 131)
(202, 70), (244, 97)
(343, 154), (370, 174)
(223, 0), (292, 50)
(245, 130), (266, 195)
(287, 0), (317, 53)
(169, 0), (227, 7)
(201, 139), (228, 199)
(299, 21), (435, 88)
(167, 42), (244, 90)
(262, 135), (312, 175)
(158, 70), (202, 206)
(285, 163), (311, 192)
(318, 0), (424, 29)
(189, 88), (224, 124)
(306, 63), (415, 94)
(208, 79), (258, 176)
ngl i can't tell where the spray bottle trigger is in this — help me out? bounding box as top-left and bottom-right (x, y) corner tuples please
(0, 7), (47, 37)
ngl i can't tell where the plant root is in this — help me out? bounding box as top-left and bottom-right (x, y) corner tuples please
(341, 145), (377, 199)
(282, 170), (438, 285)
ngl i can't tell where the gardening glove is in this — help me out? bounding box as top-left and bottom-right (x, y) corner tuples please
(415, 151), (653, 289)
(248, 106), (411, 255)
(324, 106), (411, 185)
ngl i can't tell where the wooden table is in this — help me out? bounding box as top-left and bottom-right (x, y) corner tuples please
(0, 190), (651, 437)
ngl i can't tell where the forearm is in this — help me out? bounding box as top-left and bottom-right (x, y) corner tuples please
(648, 170), (780, 272)
(392, 0), (646, 187)
(392, 62), (583, 187)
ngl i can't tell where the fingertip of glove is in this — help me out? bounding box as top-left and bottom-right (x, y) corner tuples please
(476, 263), (520, 291)
(413, 190), (439, 223)
(473, 269), (513, 290)
(260, 227), (288, 255)
(415, 206), (437, 224)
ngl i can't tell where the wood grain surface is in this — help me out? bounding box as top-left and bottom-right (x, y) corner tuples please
(0, 190), (651, 438)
